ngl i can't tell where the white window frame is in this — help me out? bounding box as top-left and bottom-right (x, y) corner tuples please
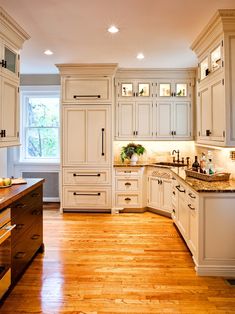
(20, 86), (60, 164)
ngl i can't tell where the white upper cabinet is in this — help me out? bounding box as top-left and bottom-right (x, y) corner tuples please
(115, 71), (195, 141)
(191, 9), (235, 146)
(0, 7), (29, 148)
(62, 76), (112, 103)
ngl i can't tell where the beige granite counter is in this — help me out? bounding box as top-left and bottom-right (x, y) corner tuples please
(114, 163), (235, 193)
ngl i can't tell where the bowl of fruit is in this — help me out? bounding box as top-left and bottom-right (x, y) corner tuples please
(0, 177), (12, 188)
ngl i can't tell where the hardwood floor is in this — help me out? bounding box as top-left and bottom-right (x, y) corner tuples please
(1, 207), (235, 313)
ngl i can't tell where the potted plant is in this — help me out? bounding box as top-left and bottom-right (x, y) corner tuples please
(120, 143), (146, 165)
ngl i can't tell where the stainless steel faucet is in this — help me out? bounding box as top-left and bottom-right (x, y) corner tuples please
(172, 149), (180, 163)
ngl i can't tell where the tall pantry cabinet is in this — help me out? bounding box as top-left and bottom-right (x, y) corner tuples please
(56, 64), (118, 212)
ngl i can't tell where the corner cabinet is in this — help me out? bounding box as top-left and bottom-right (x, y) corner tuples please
(0, 7), (29, 148)
(56, 64), (117, 212)
(115, 71), (195, 141)
(191, 9), (235, 146)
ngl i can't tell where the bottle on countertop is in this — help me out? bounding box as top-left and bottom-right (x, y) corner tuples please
(192, 156), (200, 172)
(200, 152), (206, 173)
(206, 151), (214, 175)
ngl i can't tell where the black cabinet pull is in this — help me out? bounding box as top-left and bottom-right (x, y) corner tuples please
(176, 185), (185, 193)
(31, 192), (40, 197)
(0, 129), (6, 137)
(188, 192), (196, 199)
(136, 131), (138, 135)
(73, 94), (101, 99)
(73, 192), (101, 196)
(101, 128), (105, 156)
(14, 252), (26, 259)
(173, 191), (175, 195)
(15, 223), (25, 230)
(206, 129), (211, 136)
(31, 209), (41, 215)
(73, 173), (101, 177)
(188, 204), (195, 210)
(15, 203), (26, 209)
(31, 234), (40, 240)
(0, 59), (7, 68)
(174, 131), (176, 135)
(124, 197), (131, 201)
(172, 209), (175, 214)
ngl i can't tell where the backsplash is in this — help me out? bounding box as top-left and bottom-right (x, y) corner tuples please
(113, 141), (195, 163)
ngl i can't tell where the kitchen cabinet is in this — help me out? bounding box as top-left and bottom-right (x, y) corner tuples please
(114, 166), (145, 209)
(116, 101), (153, 139)
(191, 10), (235, 146)
(0, 76), (19, 147)
(115, 70), (195, 140)
(147, 167), (172, 214)
(0, 7), (29, 148)
(154, 101), (191, 139)
(57, 64), (117, 212)
(63, 105), (111, 166)
(156, 80), (192, 100)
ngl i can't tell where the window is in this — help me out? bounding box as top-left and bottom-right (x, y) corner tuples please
(20, 86), (60, 162)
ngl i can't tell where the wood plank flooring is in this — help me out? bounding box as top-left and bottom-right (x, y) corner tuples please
(1, 207), (235, 313)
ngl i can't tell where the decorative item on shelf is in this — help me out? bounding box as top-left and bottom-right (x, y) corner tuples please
(120, 143), (146, 165)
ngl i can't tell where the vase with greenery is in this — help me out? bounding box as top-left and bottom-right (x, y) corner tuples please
(120, 143), (146, 164)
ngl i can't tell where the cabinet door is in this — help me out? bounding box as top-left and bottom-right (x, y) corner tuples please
(0, 77), (19, 146)
(135, 102), (153, 138)
(87, 107), (111, 165)
(161, 178), (172, 212)
(0, 42), (19, 79)
(63, 107), (86, 165)
(174, 102), (191, 138)
(147, 177), (161, 208)
(177, 189), (189, 239)
(62, 77), (111, 103)
(211, 78), (225, 141)
(156, 102), (173, 138)
(117, 102), (135, 138)
(198, 86), (211, 137)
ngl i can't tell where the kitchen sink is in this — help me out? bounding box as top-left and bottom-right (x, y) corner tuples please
(152, 162), (187, 167)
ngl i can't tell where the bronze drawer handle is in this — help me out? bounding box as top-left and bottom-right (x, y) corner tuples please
(14, 252), (26, 259)
(188, 192), (196, 199)
(15, 223), (25, 230)
(73, 94), (101, 99)
(125, 182), (131, 186)
(73, 173), (101, 177)
(31, 192), (40, 197)
(124, 197), (131, 201)
(188, 204), (195, 210)
(31, 234), (40, 240)
(124, 171), (131, 173)
(31, 209), (41, 216)
(15, 203), (26, 209)
(73, 192), (101, 196)
(176, 185), (185, 193)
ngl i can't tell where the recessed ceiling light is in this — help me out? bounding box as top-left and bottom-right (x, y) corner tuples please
(108, 25), (119, 33)
(137, 53), (144, 60)
(44, 50), (53, 55)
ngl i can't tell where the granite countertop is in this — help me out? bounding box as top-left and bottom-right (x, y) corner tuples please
(114, 162), (235, 193)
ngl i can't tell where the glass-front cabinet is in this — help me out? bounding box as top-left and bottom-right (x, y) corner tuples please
(157, 80), (191, 99)
(199, 42), (223, 81)
(116, 80), (153, 99)
(0, 41), (19, 79)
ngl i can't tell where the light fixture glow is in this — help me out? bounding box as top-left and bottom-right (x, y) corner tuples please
(137, 53), (144, 59)
(44, 50), (53, 55)
(108, 25), (119, 33)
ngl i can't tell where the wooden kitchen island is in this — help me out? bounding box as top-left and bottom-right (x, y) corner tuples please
(0, 179), (44, 296)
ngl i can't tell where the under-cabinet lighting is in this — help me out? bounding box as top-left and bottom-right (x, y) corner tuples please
(108, 25), (119, 33)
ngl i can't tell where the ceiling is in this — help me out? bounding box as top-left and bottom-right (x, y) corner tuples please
(0, 0), (235, 74)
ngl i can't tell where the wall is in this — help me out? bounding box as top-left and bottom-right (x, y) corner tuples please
(0, 148), (7, 177)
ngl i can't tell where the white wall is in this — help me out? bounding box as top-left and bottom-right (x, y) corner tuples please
(0, 148), (8, 177)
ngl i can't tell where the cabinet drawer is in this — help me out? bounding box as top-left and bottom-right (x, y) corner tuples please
(63, 168), (111, 185)
(115, 178), (140, 191)
(115, 167), (143, 177)
(11, 222), (42, 282)
(115, 193), (141, 208)
(63, 186), (111, 209)
(62, 77), (111, 103)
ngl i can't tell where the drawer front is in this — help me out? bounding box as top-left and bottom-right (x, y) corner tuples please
(62, 77), (111, 103)
(116, 178), (140, 191)
(63, 168), (111, 185)
(11, 186), (42, 220)
(115, 167), (143, 177)
(147, 167), (171, 178)
(11, 222), (42, 282)
(63, 187), (111, 209)
(115, 193), (141, 208)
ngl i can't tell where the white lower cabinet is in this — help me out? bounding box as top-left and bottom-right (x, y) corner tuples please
(147, 167), (172, 214)
(114, 167), (145, 209)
